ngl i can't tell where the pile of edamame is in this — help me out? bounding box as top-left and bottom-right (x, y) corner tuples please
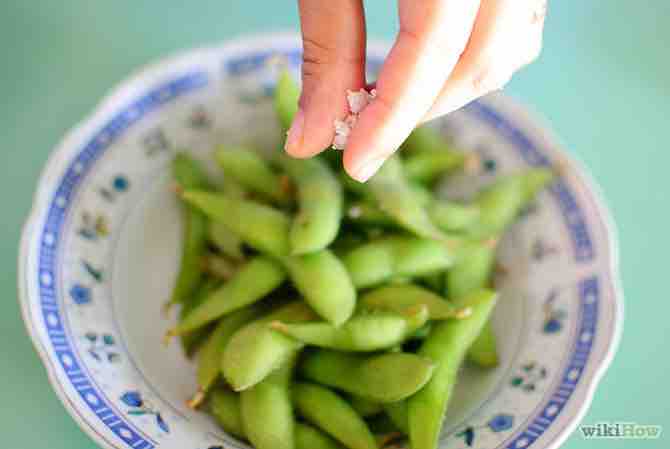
(164, 71), (554, 449)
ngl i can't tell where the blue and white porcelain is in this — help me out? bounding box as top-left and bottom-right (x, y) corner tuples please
(18, 33), (623, 449)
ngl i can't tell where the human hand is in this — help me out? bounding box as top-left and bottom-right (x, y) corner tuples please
(284, 0), (547, 181)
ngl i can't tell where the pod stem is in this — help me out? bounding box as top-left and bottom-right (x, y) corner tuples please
(186, 389), (206, 409)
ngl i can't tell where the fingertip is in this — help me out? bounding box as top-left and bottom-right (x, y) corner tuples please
(343, 148), (388, 183)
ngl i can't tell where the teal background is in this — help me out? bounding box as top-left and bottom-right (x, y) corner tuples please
(1, 1), (667, 448)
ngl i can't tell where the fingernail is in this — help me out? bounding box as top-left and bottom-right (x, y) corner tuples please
(284, 108), (305, 154)
(350, 155), (386, 182)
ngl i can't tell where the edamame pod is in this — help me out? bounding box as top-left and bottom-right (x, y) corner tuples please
(296, 423), (347, 449)
(366, 156), (447, 241)
(191, 304), (265, 407)
(208, 220), (244, 261)
(466, 322), (498, 367)
(383, 401), (409, 434)
(210, 388), (345, 449)
(469, 168), (554, 239)
(183, 190), (291, 257)
(428, 200), (481, 233)
(275, 70), (300, 131)
(409, 182), (434, 207)
(345, 202), (394, 227)
(209, 388), (246, 439)
(280, 157), (343, 254)
(168, 154), (213, 309)
(169, 209), (208, 307)
(293, 382), (377, 449)
(401, 125), (456, 155)
(283, 249), (356, 326)
(272, 306), (429, 352)
(223, 301), (316, 391)
(342, 236), (455, 289)
(349, 396), (383, 418)
(300, 350), (435, 403)
(215, 146), (290, 204)
(359, 284), (464, 320)
(408, 289), (497, 449)
(403, 150), (466, 184)
(240, 355), (296, 449)
(178, 279), (221, 358)
(171, 257), (286, 335)
(447, 244), (498, 367)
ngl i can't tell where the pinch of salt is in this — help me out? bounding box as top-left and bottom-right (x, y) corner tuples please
(333, 88), (375, 150)
(332, 133), (348, 150)
(347, 89), (372, 114)
(334, 119), (351, 136)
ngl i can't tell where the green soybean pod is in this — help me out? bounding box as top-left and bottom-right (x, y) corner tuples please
(209, 388), (246, 439)
(383, 402), (409, 434)
(215, 146), (289, 204)
(191, 304), (265, 407)
(275, 70), (300, 131)
(223, 301), (316, 391)
(271, 306), (429, 352)
(403, 150), (466, 184)
(293, 382), (377, 449)
(209, 388), (346, 449)
(408, 289), (497, 449)
(178, 279), (221, 358)
(168, 153), (212, 309)
(401, 125), (454, 155)
(366, 156), (447, 242)
(447, 244), (498, 367)
(359, 284), (464, 320)
(428, 200), (481, 233)
(171, 257), (286, 335)
(240, 355), (296, 449)
(300, 350), (435, 403)
(409, 183), (434, 207)
(283, 249), (356, 326)
(342, 236), (455, 289)
(349, 396), (383, 418)
(182, 190), (291, 258)
(470, 168), (554, 238)
(208, 220), (244, 262)
(296, 422), (347, 449)
(280, 157), (343, 254)
(345, 202), (394, 228)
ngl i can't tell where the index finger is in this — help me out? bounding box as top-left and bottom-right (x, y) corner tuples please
(343, 0), (481, 182)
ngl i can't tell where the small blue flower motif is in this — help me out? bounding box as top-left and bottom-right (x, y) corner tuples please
(113, 175), (129, 192)
(488, 414), (514, 433)
(544, 318), (562, 333)
(70, 284), (92, 305)
(156, 413), (169, 433)
(121, 391), (169, 433)
(121, 391), (144, 408)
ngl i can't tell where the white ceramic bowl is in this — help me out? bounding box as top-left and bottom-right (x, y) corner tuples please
(19, 33), (622, 449)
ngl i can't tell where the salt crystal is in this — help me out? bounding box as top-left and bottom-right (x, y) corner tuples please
(333, 88), (376, 150)
(347, 89), (371, 114)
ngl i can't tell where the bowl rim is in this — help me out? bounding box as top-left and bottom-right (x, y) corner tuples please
(17, 31), (623, 449)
